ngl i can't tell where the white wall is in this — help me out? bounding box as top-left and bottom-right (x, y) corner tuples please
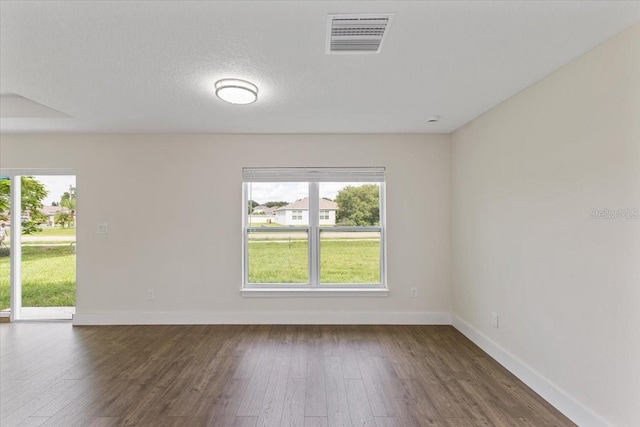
(0, 134), (452, 324)
(319, 210), (336, 226)
(280, 209), (308, 226)
(451, 24), (640, 427)
(275, 209), (287, 225)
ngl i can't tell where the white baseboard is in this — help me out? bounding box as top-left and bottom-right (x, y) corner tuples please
(452, 315), (611, 427)
(73, 310), (452, 326)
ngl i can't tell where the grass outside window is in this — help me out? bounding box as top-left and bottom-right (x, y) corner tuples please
(0, 245), (76, 309)
(247, 237), (380, 284)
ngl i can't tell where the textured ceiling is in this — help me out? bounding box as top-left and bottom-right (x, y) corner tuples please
(0, 1), (638, 134)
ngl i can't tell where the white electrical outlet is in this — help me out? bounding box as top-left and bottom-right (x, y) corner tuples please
(97, 223), (108, 234)
(491, 312), (499, 328)
(147, 289), (154, 301)
(411, 287), (418, 298)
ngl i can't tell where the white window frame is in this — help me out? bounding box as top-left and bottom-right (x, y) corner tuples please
(241, 167), (388, 297)
(319, 210), (330, 220)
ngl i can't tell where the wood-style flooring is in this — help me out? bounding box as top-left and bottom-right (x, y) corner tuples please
(0, 323), (575, 427)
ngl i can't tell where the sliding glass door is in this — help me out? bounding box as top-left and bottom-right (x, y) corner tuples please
(0, 173), (76, 321)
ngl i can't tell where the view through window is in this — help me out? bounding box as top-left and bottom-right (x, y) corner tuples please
(0, 175), (76, 320)
(243, 168), (385, 288)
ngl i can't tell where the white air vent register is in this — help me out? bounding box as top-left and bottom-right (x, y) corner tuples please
(326, 14), (393, 54)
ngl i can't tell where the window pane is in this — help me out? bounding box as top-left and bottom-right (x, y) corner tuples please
(319, 182), (380, 226)
(247, 182), (309, 226)
(248, 230), (309, 283)
(0, 177), (9, 310)
(320, 230), (381, 284)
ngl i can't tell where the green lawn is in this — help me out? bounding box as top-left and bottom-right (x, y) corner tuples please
(246, 221), (284, 227)
(37, 227), (76, 237)
(0, 246), (76, 309)
(20, 226), (75, 245)
(320, 239), (381, 283)
(248, 239), (380, 284)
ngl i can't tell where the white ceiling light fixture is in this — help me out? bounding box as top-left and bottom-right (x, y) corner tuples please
(215, 79), (258, 105)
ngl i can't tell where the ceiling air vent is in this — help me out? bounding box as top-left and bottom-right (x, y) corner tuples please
(326, 14), (393, 54)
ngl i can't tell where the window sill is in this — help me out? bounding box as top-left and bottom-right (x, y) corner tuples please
(240, 287), (389, 298)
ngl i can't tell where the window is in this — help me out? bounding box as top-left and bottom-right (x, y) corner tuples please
(243, 167), (386, 293)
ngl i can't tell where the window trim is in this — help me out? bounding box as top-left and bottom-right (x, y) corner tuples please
(240, 287), (389, 297)
(242, 168), (387, 293)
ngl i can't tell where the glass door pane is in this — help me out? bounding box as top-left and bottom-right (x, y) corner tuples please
(20, 175), (76, 320)
(0, 177), (10, 315)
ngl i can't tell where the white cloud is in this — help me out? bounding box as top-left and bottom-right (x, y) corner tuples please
(33, 175), (76, 205)
(247, 182), (376, 204)
(248, 182), (307, 204)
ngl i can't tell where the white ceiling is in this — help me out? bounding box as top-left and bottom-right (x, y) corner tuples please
(0, 1), (638, 134)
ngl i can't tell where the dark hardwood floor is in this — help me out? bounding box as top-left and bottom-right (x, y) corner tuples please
(0, 323), (575, 427)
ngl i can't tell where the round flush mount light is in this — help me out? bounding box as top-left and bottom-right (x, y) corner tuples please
(426, 115), (440, 123)
(215, 79), (258, 105)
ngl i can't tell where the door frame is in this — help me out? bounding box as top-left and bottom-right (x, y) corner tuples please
(1, 168), (75, 321)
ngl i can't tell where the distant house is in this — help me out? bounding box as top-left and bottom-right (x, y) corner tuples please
(252, 205), (275, 215)
(275, 197), (338, 225)
(5, 206), (66, 225)
(40, 205), (66, 225)
(248, 205), (277, 224)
